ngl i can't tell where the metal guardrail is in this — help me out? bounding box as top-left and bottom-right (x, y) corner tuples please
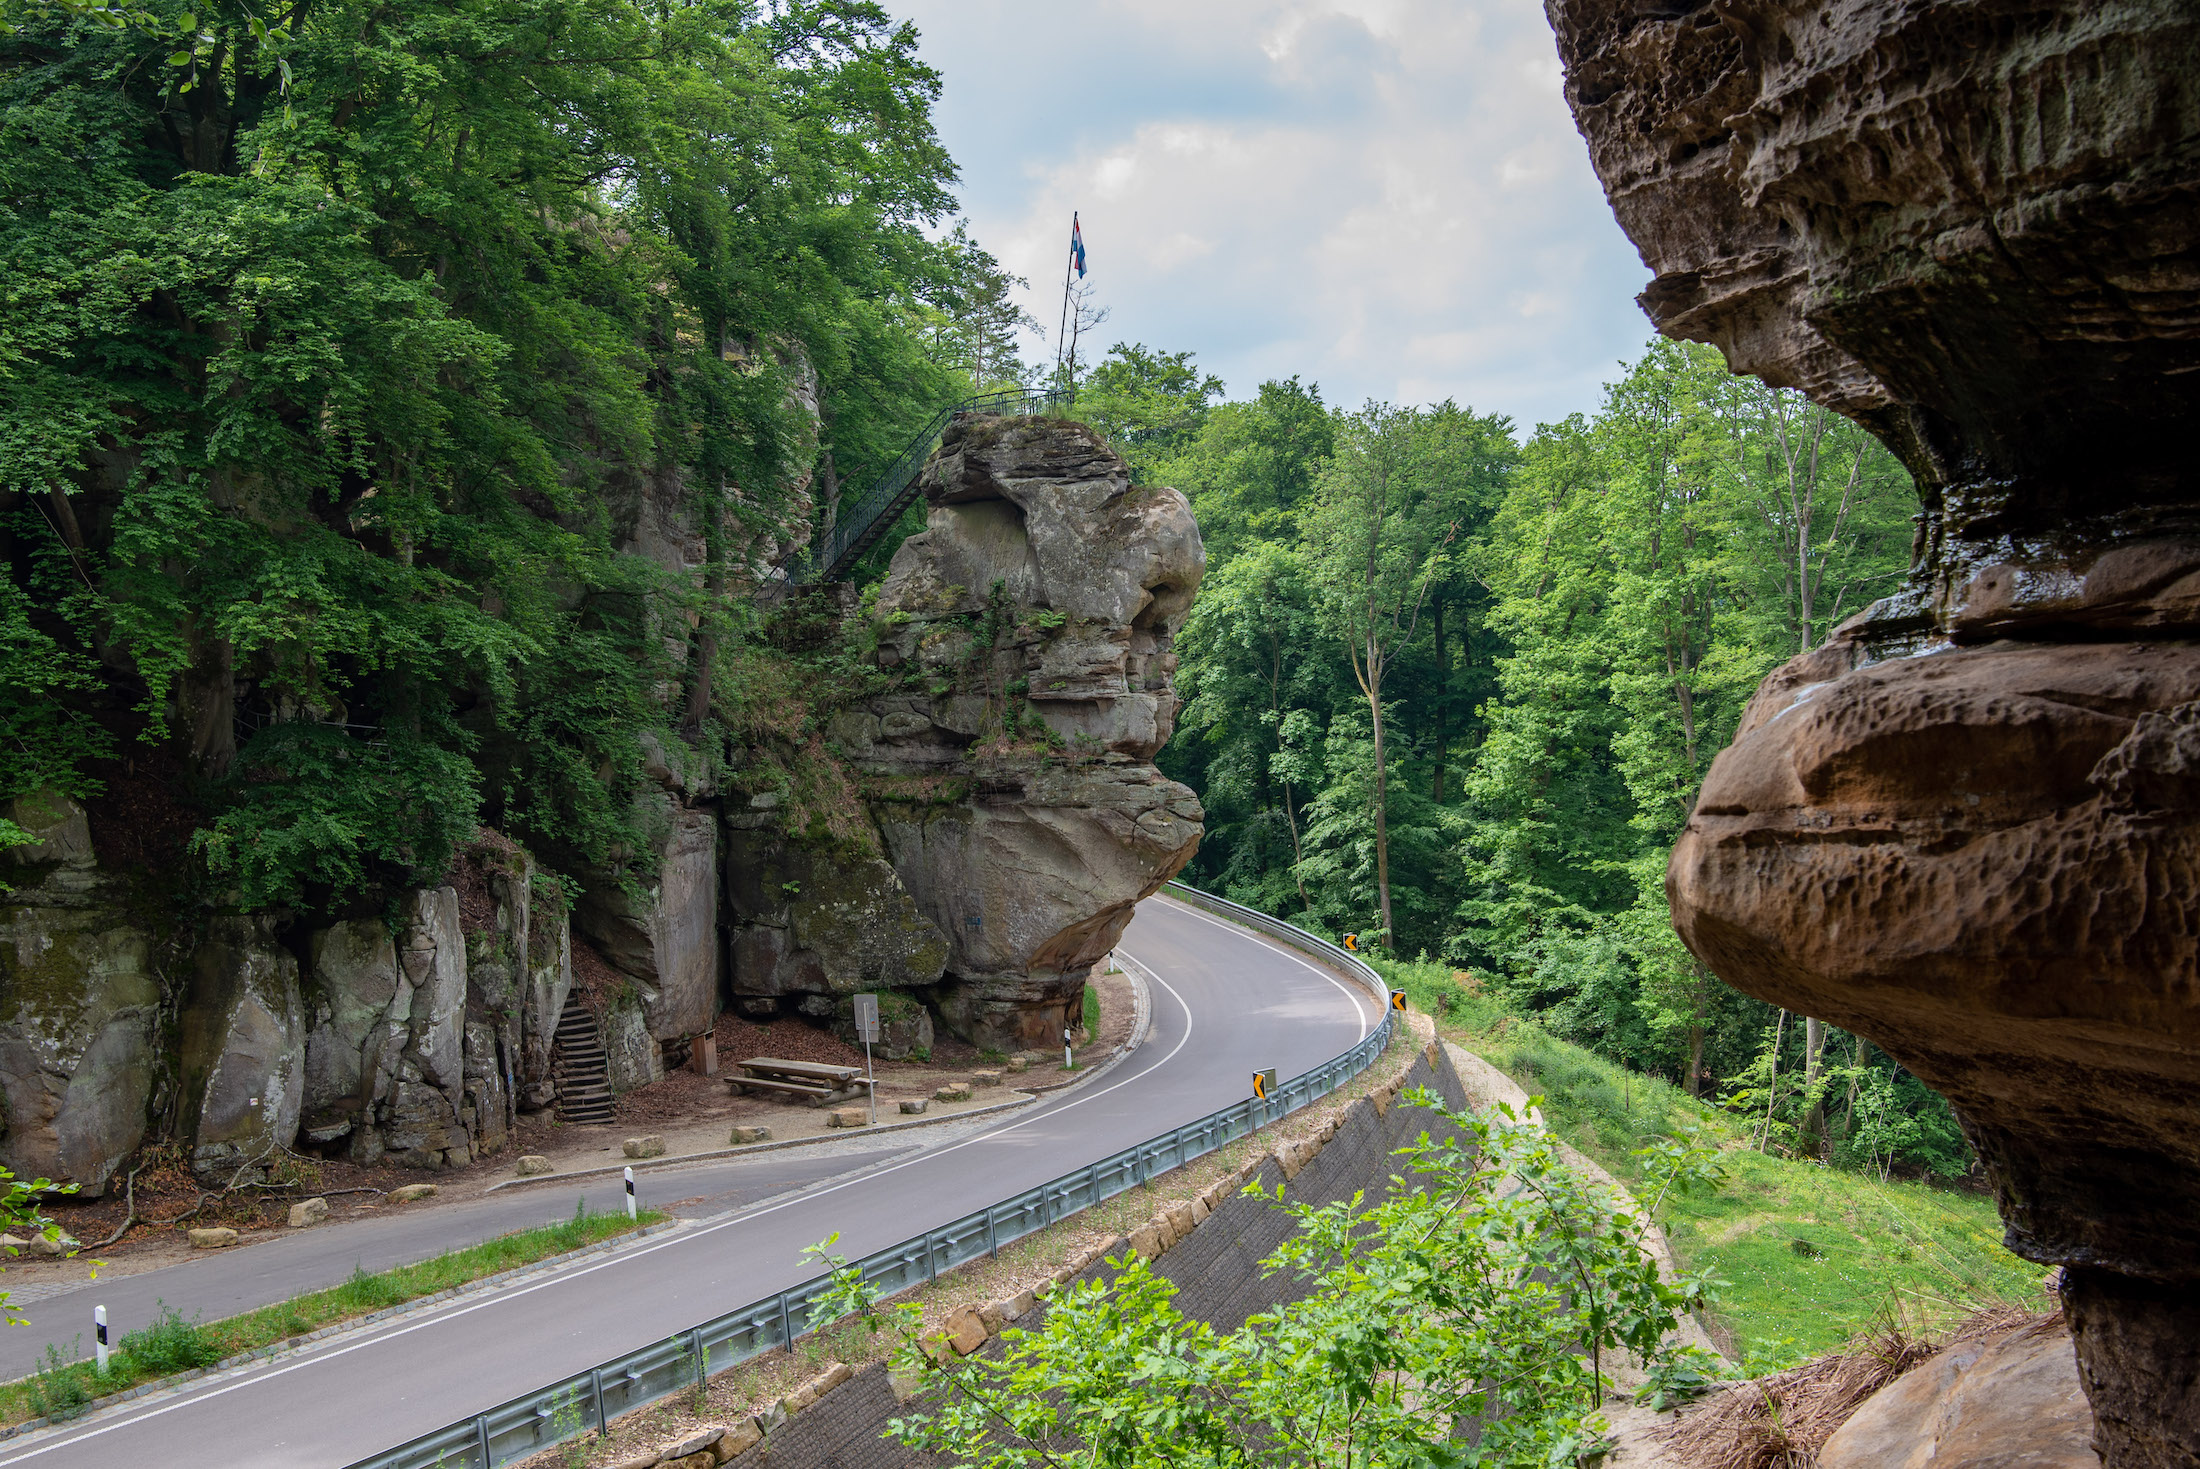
(792, 386), (1073, 585)
(348, 881), (1392, 1469)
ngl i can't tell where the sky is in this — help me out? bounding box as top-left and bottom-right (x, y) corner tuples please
(893, 0), (1658, 434)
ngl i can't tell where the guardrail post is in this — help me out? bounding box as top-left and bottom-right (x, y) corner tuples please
(777, 1292), (792, 1350)
(987, 1204), (999, 1259)
(475, 1413), (492, 1469)
(591, 1368), (606, 1436)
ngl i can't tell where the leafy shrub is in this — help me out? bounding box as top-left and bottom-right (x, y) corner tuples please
(117, 1304), (223, 1376)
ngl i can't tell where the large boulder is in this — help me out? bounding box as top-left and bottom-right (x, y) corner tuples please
(722, 807), (950, 1003)
(1544, 3), (2200, 1464)
(179, 913), (306, 1178)
(0, 791), (156, 1194)
(1818, 1315), (2094, 1469)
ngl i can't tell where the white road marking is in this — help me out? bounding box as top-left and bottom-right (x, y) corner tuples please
(0, 955), (1208, 1464)
(1154, 895), (1374, 1040)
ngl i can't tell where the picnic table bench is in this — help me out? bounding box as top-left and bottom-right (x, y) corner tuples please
(728, 1056), (871, 1106)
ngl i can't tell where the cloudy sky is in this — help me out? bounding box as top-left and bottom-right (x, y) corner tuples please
(894, 0), (1657, 434)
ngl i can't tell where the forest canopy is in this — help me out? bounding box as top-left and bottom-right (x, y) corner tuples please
(1072, 337), (1959, 1179)
(0, 0), (1032, 904)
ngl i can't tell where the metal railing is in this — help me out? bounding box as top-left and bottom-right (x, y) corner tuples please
(348, 881), (1391, 1469)
(791, 386), (1073, 585)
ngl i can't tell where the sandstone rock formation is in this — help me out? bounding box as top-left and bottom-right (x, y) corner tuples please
(576, 802), (720, 1046)
(179, 913), (306, 1178)
(1818, 1315), (2095, 1469)
(723, 414), (1206, 1051)
(1544, 2), (2200, 1463)
(0, 790), (157, 1195)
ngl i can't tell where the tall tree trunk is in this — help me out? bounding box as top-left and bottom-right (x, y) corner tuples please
(1367, 643), (1394, 950)
(1759, 1009), (1788, 1152)
(683, 493), (726, 738)
(1686, 1024), (1705, 1100)
(1431, 593), (1447, 802)
(1802, 1015), (1827, 1156)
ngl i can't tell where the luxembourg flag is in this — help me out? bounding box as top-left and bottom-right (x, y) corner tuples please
(1070, 213), (1087, 278)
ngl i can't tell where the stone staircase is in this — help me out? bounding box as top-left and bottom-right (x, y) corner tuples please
(552, 994), (615, 1125)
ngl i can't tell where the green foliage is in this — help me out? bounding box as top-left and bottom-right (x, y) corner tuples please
(115, 1303), (222, 1376)
(810, 1093), (1717, 1468)
(1146, 337), (1942, 1181)
(1, 0), (995, 906)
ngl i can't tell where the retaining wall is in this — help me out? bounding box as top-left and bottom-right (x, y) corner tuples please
(734, 1040), (1472, 1469)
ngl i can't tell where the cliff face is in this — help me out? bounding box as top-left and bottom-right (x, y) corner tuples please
(0, 803), (567, 1185)
(726, 415), (1207, 1052)
(0, 413), (1204, 1186)
(1543, 2), (2200, 1463)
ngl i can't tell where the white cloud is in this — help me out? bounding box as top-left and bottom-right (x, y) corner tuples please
(897, 0), (1654, 431)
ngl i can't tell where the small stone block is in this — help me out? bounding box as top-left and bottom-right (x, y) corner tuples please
(29, 1233), (77, 1256)
(188, 1227), (239, 1249)
(827, 1106), (869, 1127)
(1008, 1290), (1036, 1319)
(1003, 1055), (1029, 1074)
(933, 1082), (972, 1102)
(667, 1453), (716, 1469)
(942, 1306), (988, 1356)
(622, 1134), (667, 1159)
(978, 1301), (1006, 1333)
(605, 1454), (659, 1469)
(513, 1154), (554, 1176)
(898, 1098), (928, 1115)
(729, 1125), (772, 1145)
(388, 1183), (437, 1203)
(670, 1428), (725, 1458)
(970, 1069), (1002, 1088)
(714, 1419), (763, 1461)
(784, 1381), (819, 1412)
(287, 1197), (330, 1229)
(1129, 1223), (1163, 1259)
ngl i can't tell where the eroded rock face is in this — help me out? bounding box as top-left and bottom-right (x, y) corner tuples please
(180, 913), (306, 1178)
(0, 791), (156, 1195)
(819, 415), (1204, 1051)
(299, 888), (476, 1168)
(1545, 2), (2200, 1463)
(575, 803), (719, 1043)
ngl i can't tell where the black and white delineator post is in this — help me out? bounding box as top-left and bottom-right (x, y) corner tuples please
(852, 993), (880, 1127)
(1064, 1026), (1073, 1072)
(623, 1165), (635, 1221)
(94, 1304), (108, 1373)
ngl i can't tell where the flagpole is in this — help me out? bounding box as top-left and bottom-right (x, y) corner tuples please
(1055, 211), (1076, 386)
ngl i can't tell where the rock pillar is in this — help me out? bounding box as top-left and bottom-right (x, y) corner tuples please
(1542, 2), (2200, 1462)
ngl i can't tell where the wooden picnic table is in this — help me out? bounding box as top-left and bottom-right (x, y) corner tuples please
(728, 1055), (871, 1105)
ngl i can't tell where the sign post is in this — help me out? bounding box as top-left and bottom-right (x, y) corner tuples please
(1390, 990), (1409, 1014)
(1252, 1068), (1276, 1105)
(853, 993), (881, 1126)
(623, 1165), (636, 1221)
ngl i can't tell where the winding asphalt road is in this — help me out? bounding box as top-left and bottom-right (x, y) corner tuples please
(0, 894), (1373, 1468)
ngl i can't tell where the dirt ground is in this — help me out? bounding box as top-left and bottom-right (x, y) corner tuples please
(6, 968), (1139, 1293)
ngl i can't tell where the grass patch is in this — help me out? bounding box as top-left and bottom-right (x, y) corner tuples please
(3, 1201), (661, 1425)
(1082, 981), (1101, 1038)
(1366, 956), (2050, 1372)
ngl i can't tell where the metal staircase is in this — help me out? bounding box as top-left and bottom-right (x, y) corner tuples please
(791, 386), (1071, 586)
